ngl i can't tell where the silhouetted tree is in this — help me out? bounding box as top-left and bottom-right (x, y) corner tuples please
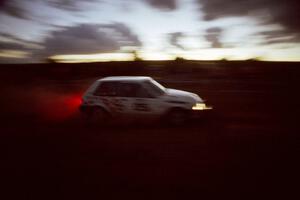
(133, 50), (142, 61)
(174, 56), (185, 62)
(45, 57), (57, 63)
(246, 57), (262, 62)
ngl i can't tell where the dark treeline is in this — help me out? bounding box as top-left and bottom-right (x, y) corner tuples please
(0, 60), (299, 84)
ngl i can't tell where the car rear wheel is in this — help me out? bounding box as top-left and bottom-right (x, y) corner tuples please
(87, 107), (110, 125)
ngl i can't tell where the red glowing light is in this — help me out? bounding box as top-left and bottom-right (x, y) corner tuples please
(36, 92), (83, 121)
(66, 95), (82, 108)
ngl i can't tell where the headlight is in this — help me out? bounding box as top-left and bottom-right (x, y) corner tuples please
(192, 103), (207, 110)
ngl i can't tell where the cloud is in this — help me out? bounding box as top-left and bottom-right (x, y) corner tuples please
(198, 0), (300, 34)
(0, 0), (178, 22)
(0, 50), (30, 59)
(144, 0), (177, 11)
(0, 40), (24, 50)
(169, 32), (185, 49)
(0, 0), (101, 20)
(0, 0), (31, 20)
(0, 23), (142, 62)
(0, 33), (41, 53)
(40, 23), (142, 57)
(204, 27), (223, 48)
(0, 33), (43, 62)
(46, 0), (99, 12)
(257, 30), (300, 45)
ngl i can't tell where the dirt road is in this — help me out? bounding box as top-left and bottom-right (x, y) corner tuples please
(1, 64), (299, 199)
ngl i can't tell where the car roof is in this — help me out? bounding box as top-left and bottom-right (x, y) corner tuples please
(99, 76), (152, 82)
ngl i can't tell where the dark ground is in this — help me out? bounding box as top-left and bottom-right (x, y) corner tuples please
(0, 61), (299, 199)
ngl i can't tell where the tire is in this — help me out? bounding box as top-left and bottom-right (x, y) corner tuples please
(87, 107), (110, 125)
(167, 108), (188, 126)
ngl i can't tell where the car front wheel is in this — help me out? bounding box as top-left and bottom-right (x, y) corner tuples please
(167, 108), (189, 126)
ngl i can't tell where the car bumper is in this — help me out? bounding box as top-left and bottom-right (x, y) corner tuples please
(190, 106), (213, 119)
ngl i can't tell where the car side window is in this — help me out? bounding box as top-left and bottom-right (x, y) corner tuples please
(119, 82), (152, 98)
(143, 80), (164, 97)
(94, 81), (118, 96)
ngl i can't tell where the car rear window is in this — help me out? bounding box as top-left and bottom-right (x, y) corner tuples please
(94, 81), (119, 96)
(94, 81), (152, 98)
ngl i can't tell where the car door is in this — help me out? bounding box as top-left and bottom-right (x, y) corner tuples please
(93, 81), (130, 115)
(117, 82), (162, 118)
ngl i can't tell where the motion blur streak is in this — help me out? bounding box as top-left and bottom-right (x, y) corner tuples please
(35, 92), (82, 121)
(3, 85), (83, 122)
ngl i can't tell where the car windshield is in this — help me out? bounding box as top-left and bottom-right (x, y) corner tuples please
(144, 79), (166, 96)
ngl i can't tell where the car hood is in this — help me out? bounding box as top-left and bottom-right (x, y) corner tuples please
(165, 88), (203, 103)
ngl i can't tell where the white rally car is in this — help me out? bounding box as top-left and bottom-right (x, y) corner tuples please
(80, 76), (212, 125)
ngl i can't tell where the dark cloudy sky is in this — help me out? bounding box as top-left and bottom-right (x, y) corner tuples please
(0, 0), (299, 63)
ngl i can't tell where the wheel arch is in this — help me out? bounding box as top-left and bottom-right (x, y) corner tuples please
(80, 105), (110, 115)
(164, 106), (190, 115)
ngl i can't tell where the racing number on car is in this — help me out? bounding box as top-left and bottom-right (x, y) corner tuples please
(133, 102), (150, 112)
(102, 98), (124, 112)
